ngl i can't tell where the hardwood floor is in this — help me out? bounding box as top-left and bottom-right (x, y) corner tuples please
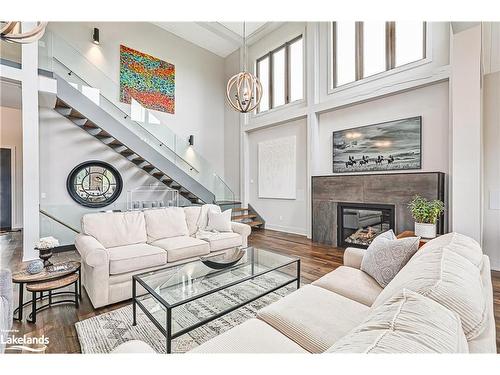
(1, 229), (499, 353)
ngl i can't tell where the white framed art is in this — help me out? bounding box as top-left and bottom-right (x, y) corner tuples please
(258, 135), (297, 199)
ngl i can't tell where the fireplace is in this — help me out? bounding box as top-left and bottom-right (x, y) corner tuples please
(337, 202), (395, 248)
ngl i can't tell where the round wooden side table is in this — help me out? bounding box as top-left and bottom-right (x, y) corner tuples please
(12, 261), (81, 323)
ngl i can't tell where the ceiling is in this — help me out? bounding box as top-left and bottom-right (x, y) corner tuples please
(153, 22), (283, 58)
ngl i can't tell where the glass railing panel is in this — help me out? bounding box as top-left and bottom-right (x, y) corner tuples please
(0, 39), (22, 66)
(39, 210), (80, 247)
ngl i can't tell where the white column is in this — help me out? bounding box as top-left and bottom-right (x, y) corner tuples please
(450, 25), (482, 242)
(21, 22), (40, 261)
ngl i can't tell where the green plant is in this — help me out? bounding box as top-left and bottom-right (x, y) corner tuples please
(408, 195), (445, 224)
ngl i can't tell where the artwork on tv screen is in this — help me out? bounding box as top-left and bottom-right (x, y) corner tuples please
(119, 45), (175, 114)
(332, 116), (422, 173)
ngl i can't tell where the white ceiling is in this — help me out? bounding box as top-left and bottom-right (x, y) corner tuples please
(153, 22), (282, 58)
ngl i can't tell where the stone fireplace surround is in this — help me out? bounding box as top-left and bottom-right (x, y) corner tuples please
(311, 172), (446, 246)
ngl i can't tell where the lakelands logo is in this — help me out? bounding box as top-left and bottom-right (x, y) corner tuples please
(2, 332), (49, 353)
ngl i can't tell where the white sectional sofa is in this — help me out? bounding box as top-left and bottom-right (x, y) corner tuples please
(190, 232), (497, 353)
(75, 206), (251, 308)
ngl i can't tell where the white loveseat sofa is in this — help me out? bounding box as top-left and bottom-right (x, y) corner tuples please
(190, 232), (496, 353)
(75, 206), (251, 308)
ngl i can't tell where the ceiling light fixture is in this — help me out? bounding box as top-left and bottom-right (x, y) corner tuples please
(92, 27), (100, 45)
(225, 22), (262, 113)
(0, 21), (48, 44)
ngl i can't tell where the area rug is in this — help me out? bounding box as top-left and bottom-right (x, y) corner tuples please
(75, 272), (298, 353)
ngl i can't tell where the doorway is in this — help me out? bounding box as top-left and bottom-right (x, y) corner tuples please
(0, 147), (12, 231)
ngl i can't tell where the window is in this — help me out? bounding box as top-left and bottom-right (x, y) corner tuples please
(331, 22), (426, 89)
(256, 35), (304, 113)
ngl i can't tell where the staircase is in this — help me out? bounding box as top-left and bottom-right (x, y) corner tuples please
(231, 205), (265, 229)
(53, 77), (213, 204)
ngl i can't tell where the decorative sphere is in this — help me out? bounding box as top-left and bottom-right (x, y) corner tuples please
(225, 72), (263, 113)
(26, 260), (44, 274)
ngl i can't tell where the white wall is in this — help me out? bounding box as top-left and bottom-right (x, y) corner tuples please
(247, 119), (308, 235)
(317, 82), (450, 175)
(482, 71), (500, 270)
(47, 22), (227, 182)
(224, 49), (241, 200)
(450, 25), (483, 242)
(39, 108), (172, 236)
(0, 106), (23, 228)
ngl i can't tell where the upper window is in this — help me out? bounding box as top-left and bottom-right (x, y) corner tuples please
(331, 22), (426, 89)
(256, 35), (304, 113)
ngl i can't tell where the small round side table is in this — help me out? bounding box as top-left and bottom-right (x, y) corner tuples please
(12, 261), (81, 323)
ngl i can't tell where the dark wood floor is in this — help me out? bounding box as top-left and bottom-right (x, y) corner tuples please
(1, 229), (499, 353)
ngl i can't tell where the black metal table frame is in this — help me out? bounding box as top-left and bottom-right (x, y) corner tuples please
(13, 269), (82, 323)
(132, 250), (300, 353)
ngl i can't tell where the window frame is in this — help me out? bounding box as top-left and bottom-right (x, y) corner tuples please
(329, 22), (428, 92)
(256, 34), (304, 113)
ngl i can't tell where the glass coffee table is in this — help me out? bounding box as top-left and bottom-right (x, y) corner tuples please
(132, 246), (300, 353)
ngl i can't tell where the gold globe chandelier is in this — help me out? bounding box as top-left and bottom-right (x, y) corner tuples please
(0, 21), (48, 44)
(226, 22), (263, 113)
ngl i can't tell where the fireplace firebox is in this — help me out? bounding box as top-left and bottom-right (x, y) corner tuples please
(337, 202), (395, 248)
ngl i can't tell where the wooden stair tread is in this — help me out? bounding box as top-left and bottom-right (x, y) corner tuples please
(247, 221), (263, 227)
(232, 207), (249, 213)
(232, 214), (257, 220)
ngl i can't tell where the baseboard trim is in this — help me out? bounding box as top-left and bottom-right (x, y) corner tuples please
(264, 224), (308, 236)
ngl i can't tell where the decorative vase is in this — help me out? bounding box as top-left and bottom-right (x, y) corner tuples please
(37, 247), (54, 267)
(414, 222), (437, 239)
(26, 259), (44, 274)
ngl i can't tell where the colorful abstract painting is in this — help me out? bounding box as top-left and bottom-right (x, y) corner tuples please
(119, 45), (175, 114)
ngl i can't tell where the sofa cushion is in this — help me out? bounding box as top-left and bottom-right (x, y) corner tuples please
(81, 211), (147, 248)
(361, 233), (420, 287)
(327, 289), (469, 353)
(257, 285), (369, 353)
(312, 266), (382, 306)
(151, 236), (210, 262)
(419, 232), (483, 268)
(184, 206), (202, 236)
(143, 208), (189, 242)
(204, 232), (242, 252)
(372, 248), (486, 340)
(190, 319), (308, 353)
(107, 244), (167, 275)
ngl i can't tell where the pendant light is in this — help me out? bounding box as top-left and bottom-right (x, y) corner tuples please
(0, 21), (48, 44)
(226, 22), (263, 113)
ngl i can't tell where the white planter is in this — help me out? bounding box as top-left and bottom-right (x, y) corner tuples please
(414, 222), (437, 239)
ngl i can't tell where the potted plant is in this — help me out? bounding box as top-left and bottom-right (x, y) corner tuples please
(408, 195), (445, 239)
(35, 236), (60, 267)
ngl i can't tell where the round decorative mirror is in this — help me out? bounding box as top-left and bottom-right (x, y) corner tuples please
(66, 161), (123, 208)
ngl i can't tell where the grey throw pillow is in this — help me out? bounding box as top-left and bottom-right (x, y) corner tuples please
(361, 230), (420, 288)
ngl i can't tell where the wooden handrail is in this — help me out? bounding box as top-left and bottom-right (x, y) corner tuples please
(39, 209), (80, 234)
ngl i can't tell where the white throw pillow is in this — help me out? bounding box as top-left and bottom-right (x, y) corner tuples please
(206, 209), (233, 232)
(327, 289), (469, 353)
(361, 230), (420, 288)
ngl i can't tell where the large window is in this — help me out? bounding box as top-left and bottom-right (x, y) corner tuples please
(256, 35), (304, 113)
(331, 22), (426, 89)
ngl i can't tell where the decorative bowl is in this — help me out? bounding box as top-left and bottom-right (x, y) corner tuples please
(200, 248), (246, 269)
(26, 259), (44, 274)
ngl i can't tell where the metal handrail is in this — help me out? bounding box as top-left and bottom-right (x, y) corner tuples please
(39, 209), (79, 234)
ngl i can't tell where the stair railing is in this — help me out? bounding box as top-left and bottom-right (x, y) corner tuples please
(38, 31), (236, 203)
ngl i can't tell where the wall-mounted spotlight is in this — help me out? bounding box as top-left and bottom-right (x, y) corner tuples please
(188, 135), (194, 146)
(92, 27), (100, 45)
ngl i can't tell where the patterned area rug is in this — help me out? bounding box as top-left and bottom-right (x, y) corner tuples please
(76, 273), (297, 353)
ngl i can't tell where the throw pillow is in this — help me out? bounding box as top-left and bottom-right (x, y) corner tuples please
(361, 230), (420, 288)
(206, 209), (233, 232)
(326, 289), (469, 353)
